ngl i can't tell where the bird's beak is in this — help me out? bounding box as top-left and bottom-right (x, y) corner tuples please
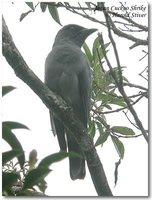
(76, 27), (98, 47)
(88, 28), (98, 34)
(82, 28), (98, 37)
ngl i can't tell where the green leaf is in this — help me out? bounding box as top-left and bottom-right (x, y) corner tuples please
(111, 126), (135, 136)
(123, 76), (129, 83)
(95, 115), (108, 127)
(18, 189), (48, 196)
(3, 121), (29, 130)
(2, 123), (25, 168)
(92, 37), (100, 60)
(111, 136), (124, 159)
(100, 94), (109, 104)
(92, 64), (105, 94)
(37, 179), (47, 193)
(110, 97), (126, 107)
(114, 158), (121, 186)
(96, 121), (104, 135)
(104, 104), (112, 110)
(2, 172), (19, 191)
(95, 132), (109, 147)
(93, 43), (109, 65)
(88, 119), (96, 138)
(40, 2), (48, 12)
(2, 86), (16, 96)
(2, 150), (22, 166)
(25, 2), (35, 11)
(83, 42), (93, 64)
(48, 3), (61, 25)
(92, 36), (110, 63)
(20, 10), (33, 22)
(23, 168), (51, 190)
(38, 151), (80, 168)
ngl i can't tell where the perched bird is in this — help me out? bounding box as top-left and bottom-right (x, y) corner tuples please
(45, 24), (97, 180)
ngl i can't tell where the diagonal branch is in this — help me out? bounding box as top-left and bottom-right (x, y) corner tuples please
(2, 16), (113, 196)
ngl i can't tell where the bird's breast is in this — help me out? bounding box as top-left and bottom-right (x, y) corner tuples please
(52, 44), (83, 64)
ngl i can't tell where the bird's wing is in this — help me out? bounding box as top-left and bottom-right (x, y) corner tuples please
(78, 60), (91, 127)
(49, 111), (56, 137)
(45, 48), (90, 179)
(49, 111), (67, 151)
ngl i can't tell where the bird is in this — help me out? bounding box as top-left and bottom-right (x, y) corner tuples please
(45, 24), (97, 180)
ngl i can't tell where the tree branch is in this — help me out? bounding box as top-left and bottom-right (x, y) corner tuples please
(60, 2), (106, 26)
(53, 2), (148, 47)
(123, 82), (148, 91)
(2, 16), (113, 196)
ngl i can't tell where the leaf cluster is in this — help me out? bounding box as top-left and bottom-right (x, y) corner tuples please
(20, 2), (61, 25)
(2, 86), (79, 196)
(83, 37), (136, 185)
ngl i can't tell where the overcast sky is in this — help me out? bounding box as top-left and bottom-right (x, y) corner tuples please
(2, 1), (149, 197)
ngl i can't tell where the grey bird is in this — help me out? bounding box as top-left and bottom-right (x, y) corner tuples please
(45, 24), (97, 180)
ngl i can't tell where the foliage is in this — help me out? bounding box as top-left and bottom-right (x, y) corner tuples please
(2, 86), (79, 196)
(20, 2), (61, 25)
(83, 38), (134, 154)
(83, 37), (138, 184)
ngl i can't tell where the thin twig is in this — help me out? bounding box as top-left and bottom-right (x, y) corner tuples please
(114, 21), (145, 32)
(139, 66), (148, 81)
(139, 50), (148, 61)
(92, 94), (144, 115)
(123, 110), (139, 130)
(123, 82), (148, 91)
(96, 48), (106, 73)
(111, 131), (143, 139)
(61, 2), (106, 26)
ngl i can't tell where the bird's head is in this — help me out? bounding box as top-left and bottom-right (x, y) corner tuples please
(54, 24), (97, 47)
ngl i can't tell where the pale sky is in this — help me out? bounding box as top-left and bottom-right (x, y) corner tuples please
(2, 1), (149, 197)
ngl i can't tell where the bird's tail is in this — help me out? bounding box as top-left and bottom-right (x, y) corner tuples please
(66, 131), (86, 180)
